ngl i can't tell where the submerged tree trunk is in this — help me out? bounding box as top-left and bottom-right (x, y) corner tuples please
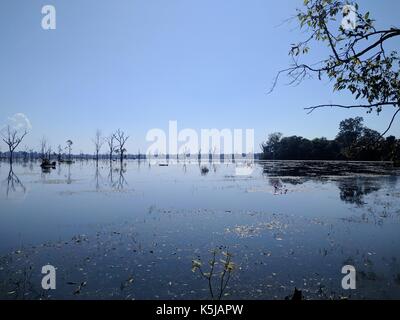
(9, 150), (13, 165)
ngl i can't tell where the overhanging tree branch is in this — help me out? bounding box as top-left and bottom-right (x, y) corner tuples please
(305, 102), (398, 114)
(270, 0), (400, 135)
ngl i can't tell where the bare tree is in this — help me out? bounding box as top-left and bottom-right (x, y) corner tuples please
(57, 144), (63, 161)
(106, 134), (115, 162)
(1, 125), (28, 164)
(21, 145), (29, 162)
(92, 129), (104, 163)
(113, 129), (129, 164)
(66, 140), (73, 160)
(40, 137), (47, 159)
(40, 137), (52, 160)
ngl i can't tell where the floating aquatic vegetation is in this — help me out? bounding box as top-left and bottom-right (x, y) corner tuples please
(225, 220), (287, 238)
(225, 225), (261, 238)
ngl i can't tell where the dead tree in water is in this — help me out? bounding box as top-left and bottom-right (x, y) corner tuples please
(106, 134), (115, 162)
(113, 129), (129, 164)
(40, 137), (52, 161)
(66, 140), (73, 160)
(92, 129), (104, 164)
(57, 145), (63, 161)
(1, 125), (28, 164)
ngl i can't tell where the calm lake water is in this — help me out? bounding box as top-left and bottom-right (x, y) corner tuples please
(0, 159), (400, 300)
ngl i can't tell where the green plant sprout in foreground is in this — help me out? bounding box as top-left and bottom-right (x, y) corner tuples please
(192, 248), (235, 300)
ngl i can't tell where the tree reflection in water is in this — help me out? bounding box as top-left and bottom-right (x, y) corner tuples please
(4, 165), (26, 198)
(336, 178), (382, 206)
(94, 163), (103, 191)
(108, 163), (127, 191)
(66, 163), (72, 184)
(261, 161), (399, 205)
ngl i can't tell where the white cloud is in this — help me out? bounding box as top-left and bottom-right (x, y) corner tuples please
(5, 113), (32, 131)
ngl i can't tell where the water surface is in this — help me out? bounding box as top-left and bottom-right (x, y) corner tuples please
(0, 160), (399, 299)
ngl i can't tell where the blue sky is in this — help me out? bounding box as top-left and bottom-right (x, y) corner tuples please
(0, 0), (399, 154)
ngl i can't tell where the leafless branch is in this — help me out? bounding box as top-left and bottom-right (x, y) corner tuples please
(304, 102), (398, 114)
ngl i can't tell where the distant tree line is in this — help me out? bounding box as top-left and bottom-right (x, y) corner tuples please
(2, 118), (399, 164)
(261, 117), (400, 163)
(0, 127), (133, 165)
